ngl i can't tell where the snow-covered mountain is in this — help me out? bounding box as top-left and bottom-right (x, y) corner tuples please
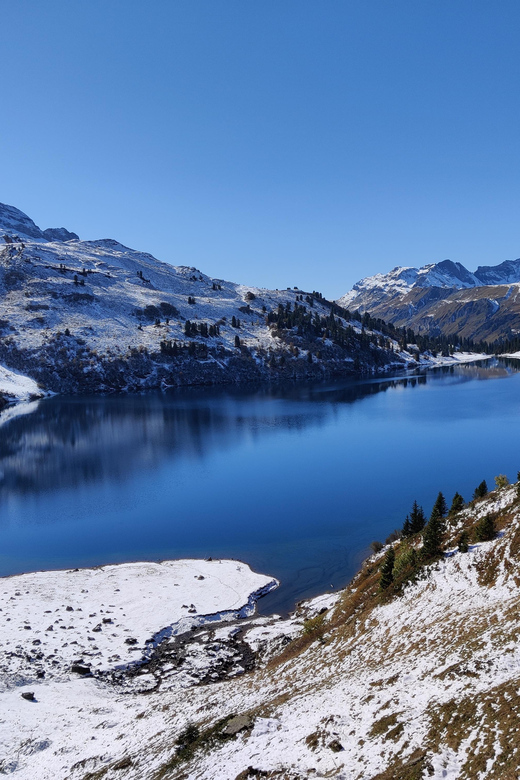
(0, 202), (79, 242)
(338, 257), (520, 342)
(1, 202), (434, 398)
(340, 259), (481, 308)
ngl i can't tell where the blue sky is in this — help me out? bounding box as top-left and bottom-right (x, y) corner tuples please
(2, 1), (520, 298)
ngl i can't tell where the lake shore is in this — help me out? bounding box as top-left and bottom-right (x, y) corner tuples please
(0, 558), (283, 777)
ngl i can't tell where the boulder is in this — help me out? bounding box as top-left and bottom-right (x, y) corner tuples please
(222, 715), (253, 736)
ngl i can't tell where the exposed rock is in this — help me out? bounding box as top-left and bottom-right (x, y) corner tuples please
(70, 664), (91, 675)
(222, 715), (253, 736)
(42, 227), (79, 242)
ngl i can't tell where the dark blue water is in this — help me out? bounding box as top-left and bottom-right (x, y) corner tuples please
(2, 359), (520, 613)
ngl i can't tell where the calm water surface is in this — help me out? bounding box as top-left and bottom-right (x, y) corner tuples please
(2, 359), (520, 613)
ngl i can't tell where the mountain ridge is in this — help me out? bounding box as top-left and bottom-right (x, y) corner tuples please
(338, 256), (520, 342)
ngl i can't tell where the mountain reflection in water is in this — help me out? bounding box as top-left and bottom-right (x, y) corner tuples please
(2, 359), (520, 614)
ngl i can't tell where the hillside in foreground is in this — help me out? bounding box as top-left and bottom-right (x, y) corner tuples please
(3, 479), (520, 778)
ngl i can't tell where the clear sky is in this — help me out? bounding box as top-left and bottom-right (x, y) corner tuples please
(2, 1), (520, 298)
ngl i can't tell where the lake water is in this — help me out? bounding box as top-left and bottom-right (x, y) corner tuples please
(2, 358), (520, 614)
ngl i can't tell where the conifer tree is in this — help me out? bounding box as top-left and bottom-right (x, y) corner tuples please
(431, 491), (447, 519)
(410, 501), (426, 534)
(402, 515), (412, 537)
(473, 480), (488, 500)
(450, 492), (465, 515)
(475, 514), (496, 542)
(379, 547), (395, 591)
(458, 530), (469, 553)
(422, 508), (445, 560)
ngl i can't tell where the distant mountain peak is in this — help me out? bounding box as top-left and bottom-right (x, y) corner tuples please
(336, 254), (520, 342)
(0, 202), (78, 242)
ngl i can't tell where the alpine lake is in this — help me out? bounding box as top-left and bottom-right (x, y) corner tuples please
(2, 357), (520, 615)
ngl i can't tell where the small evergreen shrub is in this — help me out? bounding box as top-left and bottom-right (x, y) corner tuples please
(494, 474), (510, 490)
(393, 544), (419, 584)
(302, 612), (326, 641)
(458, 530), (469, 553)
(379, 547), (395, 591)
(474, 514), (496, 542)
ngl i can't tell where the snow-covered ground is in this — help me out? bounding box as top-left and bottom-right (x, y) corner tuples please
(0, 364), (43, 404)
(411, 350), (492, 368)
(0, 559), (277, 777)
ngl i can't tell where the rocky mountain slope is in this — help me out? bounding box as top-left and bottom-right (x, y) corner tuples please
(3, 478), (520, 778)
(0, 203), (470, 398)
(338, 258), (520, 342)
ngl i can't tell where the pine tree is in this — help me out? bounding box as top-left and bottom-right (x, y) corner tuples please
(402, 515), (412, 537)
(473, 480), (488, 500)
(475, 514), (495, 542)
(410, 501), (426, 534)
(379, 547), (395, 591)
(234, 335), (241, 348)
(422, 509), (445, 560)
(458, 530), (469, 553)
(431, 491), (447, 519)
(450, 492), (465, 515)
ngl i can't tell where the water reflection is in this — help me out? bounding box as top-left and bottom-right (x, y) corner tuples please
(0, 360), (516, 500)
(2, 358), (520, 613)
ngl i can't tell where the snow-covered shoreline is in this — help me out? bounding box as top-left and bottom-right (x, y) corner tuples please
(0, 558), (278, 777)
(406, 350), (492, 369)
(0, 364), (44, 407)
(0, 558), (278, 684)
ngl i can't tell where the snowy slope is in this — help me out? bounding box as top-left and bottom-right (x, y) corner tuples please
(0, 202), (78, 242)
(0, 364), (42, 404)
